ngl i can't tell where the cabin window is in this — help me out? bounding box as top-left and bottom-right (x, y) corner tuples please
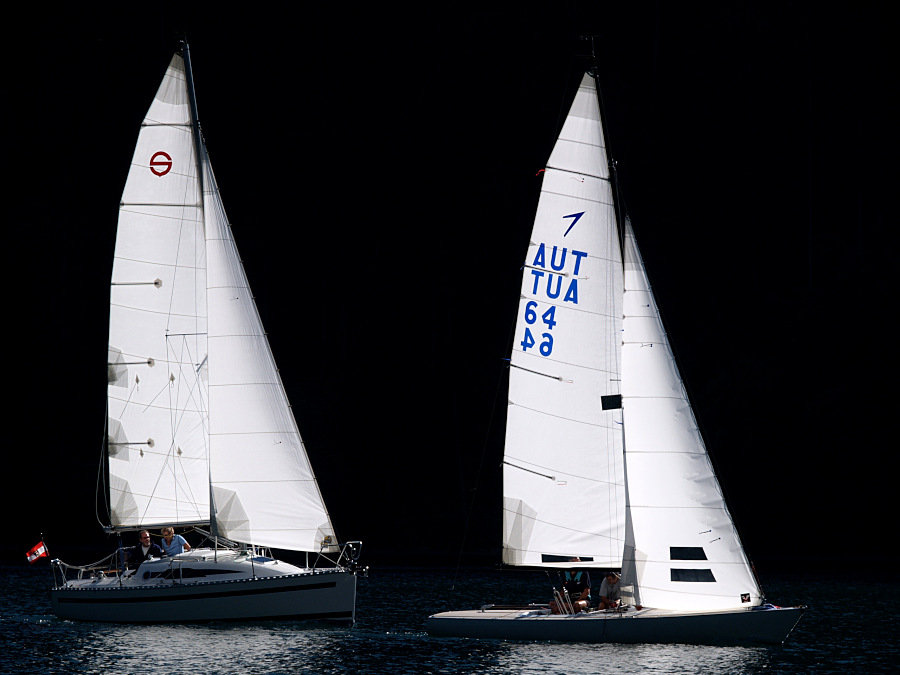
(670, 547), (708, 560)
(178, 567), (237, 579)
(671, 568), (716, 582)
(143, 567), (239, 580)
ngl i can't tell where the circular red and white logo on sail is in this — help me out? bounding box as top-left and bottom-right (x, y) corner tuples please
(150, 151), (172, 177)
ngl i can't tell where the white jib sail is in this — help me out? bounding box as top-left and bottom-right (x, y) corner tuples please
(503, 74), (626, 568)
(202, 145), (338, 554)
(107, 55), (210, 528)
(620, 220), (762, 610)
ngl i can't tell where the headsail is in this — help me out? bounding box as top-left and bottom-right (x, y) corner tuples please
(107, 55), (209, 529)
(203, 143), (338, 553)
(502, 74), (626, 568)
(620, 218), (762, 610)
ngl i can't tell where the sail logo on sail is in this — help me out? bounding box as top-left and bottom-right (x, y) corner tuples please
(520, 238), (587, 356)
(149, 151), (172, 177)
(562, 211), (584, 237)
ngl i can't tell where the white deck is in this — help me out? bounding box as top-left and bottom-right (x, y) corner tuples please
(51, 549), (357, 623)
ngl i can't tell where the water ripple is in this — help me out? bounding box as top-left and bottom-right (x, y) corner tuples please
(2, 566), (897, 674)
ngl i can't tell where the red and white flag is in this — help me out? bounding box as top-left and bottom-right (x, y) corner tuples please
(26, 541), (48, 564)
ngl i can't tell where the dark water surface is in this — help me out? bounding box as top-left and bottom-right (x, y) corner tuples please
(1, 566), (896, 674)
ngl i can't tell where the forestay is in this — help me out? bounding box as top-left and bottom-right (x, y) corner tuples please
(503, 74), (626, 568)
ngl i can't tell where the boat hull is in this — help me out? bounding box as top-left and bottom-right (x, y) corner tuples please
(426, 605), (806, 645)
(51, 568), (356, 624)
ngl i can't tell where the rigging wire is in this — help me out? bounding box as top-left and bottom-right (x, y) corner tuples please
(448, 300), (516, 592)
(95, 398), (111, 528)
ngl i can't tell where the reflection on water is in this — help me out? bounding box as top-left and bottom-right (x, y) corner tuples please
(62, 624), (355, 675)
(2, 566), (898, 674)
(492, 642), (770, 675)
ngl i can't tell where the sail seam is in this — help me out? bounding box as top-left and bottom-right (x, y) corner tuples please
(642, 560), (749, 565)
(107, 443), (205, 455)
(113, 255), (204, 270)
(512, 351), (619, 375)
(208, 431), (302, 436)
(104, 519), (210, 531)
(501, 507), (624, 541)
(621, 395), (692, 402)
(547, 136), (606, 155)
(109, 302), (207, 319)
(212, 479), (316, 484)
(119, 209), (202, 223)
(108, 398), (206, 415)
(626, 451), (707, 456)
(111, 486), (206, 506)
(142, 111), (190, 122)
(627, 505), (729, 510)
(517, 296), (617, 318)
(508, 401), (618, 428)
(505, 457), (624, 486)
(107, 352), (205, 366)
(538, 188), (612, 205)
(121, 202), (202, 208)
(206, 286), (257, 292)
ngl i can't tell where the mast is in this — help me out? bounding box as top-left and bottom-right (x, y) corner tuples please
(584, 35), (626, 260)
(181, 41), (205, 209)
(181, 41), (215, 536)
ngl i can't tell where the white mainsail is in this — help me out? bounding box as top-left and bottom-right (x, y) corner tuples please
(503, 74), (626, 568)
(620, 219), (761, 610)
(107, 55), (209, 528)
(107, 53), (337, 554)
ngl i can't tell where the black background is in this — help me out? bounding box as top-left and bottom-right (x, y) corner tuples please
(6, 4), (894, 575)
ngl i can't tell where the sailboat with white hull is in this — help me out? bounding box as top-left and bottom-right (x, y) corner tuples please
(50, 44), (362, 624)
(426, 69), (804, 644)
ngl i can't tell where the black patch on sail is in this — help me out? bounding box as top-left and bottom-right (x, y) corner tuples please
(601, 395), (622, 410)
(671, 569), (717, 582)
(670, 547), (708, 560)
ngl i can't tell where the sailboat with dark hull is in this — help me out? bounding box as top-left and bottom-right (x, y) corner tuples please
(50, 44), (362, 624)
(426, 68), (804, 644)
